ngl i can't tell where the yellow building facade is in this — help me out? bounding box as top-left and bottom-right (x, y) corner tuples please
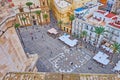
(51, 0), (97, 34)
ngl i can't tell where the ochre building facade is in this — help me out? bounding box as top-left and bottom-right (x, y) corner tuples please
(50, 0), (97, 34)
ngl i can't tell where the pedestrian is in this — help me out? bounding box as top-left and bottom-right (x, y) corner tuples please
(31, 36), (34, 40)
(88, 67), (92, 70)
(47, 46), (49, 49)
(30, 32), (33, 36)
(51, 51), (52, 54)
(55, 48), (57, 50)
(35, 36), (37, 39)
(70, 62), (73, 65)
(42, 35), (43, 38)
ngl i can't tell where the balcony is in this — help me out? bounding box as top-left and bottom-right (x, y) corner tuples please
(109, 21), (120, 29)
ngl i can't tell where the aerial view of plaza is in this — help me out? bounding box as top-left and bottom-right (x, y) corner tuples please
(0, 0), (120, 80)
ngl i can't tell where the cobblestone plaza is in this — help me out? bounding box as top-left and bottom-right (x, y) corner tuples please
(18, 13), (120, 74)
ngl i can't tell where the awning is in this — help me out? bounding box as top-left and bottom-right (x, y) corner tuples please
(47, 28), (58, 35)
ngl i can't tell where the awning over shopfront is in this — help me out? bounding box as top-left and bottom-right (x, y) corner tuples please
(47, 28), (58, 35)
(59, 34), (78, 47)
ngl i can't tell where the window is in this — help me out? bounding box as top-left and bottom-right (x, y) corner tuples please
(90, 27), (93, 32)
(70, 30), (71, 33)
(86, 25), (88, 30)
(64, 27), (65, 31)
(43, 2), (45, 6)
(32, 16), (35, 19)
(112, 31), (114, 34)
(67, 28), (68, 32)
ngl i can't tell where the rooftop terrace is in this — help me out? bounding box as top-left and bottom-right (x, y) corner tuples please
(55, 0), (71, 9)
(75, 7), (86, 12)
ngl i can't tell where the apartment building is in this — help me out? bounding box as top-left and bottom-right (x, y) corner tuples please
(72, 6), (120, 46)
(111, 0), (120, 14)
(104, 16), (120, 44)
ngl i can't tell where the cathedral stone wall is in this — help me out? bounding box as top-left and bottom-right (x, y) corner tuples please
(0, 16), (38, 80)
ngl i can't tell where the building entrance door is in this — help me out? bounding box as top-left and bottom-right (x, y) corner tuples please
(33, 20), (37, 25)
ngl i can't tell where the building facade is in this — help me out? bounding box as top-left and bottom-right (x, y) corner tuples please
(72, 8), (120, 47)
(50, 0), (97, 34)
(111, 0), (120, 14)
(99, 0), (107, 4)
(104, 16), (120, 43)
(50, 0), (73, 33)
(9, 0), (50, 26)
(106, 0), (115, 12)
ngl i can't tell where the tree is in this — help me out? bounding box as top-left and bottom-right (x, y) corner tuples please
(43, 13), (48, 24)
(111, 42), (120, 61)
(57, 20), (63, 28)
(94, 26), (105, 47)
(80, 31), (87, 46)
(14, 23), (20, 29)
(35, 10), (42, 25)
(26, 2), (33, 13)
(14, 23), (25, 48)
(69, 14), (75, 26)
(80, 31), (87, 40)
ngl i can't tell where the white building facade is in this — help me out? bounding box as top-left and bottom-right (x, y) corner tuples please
(72, 19), (103, 46)
(72, 8), (120, 46)
(104, 16), (120, 44)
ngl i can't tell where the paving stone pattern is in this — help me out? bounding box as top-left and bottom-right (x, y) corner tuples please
(49, 46), (91, 73)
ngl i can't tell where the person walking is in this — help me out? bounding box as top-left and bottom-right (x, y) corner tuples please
(31, 36), (34, 40)
(30, 32), (34, 40)
(42, 35), (44, 38)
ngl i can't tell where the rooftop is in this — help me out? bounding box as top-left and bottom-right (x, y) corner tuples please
(75, 7), (86, 12)
(109, 22), (120, 29)
(96, 10), (106, 14)
(105, 13), (116, 18)
(74, 2), (102, 13)
(112, 16), (118, 20)
(55, 0), (71, 9)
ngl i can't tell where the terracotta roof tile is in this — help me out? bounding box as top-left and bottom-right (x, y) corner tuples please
(96, 10), (106, 14)
(105, 13), (116, 18)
